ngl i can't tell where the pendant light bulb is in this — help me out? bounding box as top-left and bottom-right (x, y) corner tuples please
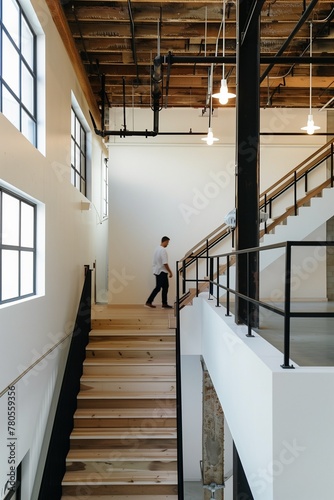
(219, 79), (228, 104)
(301, 114), (320, 135)
(301, 22), (320, 135)
(212, 79), (236, 105)
(201, 127), (219, 145)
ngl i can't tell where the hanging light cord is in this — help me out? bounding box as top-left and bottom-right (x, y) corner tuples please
(309, 21), (313, 114)
(222, 0), (226, 79)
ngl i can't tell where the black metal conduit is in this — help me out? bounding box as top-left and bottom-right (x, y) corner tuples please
(90, 50), (334, 139)
(127, 0), (141, 86)
(260, 0), (319, 83)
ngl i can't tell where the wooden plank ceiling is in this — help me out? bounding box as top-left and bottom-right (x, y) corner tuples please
(52, 0), (334, 111)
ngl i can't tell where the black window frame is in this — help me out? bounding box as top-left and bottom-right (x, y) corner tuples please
(0, 187), (37, 305)
(0, 0), (38, 147)
(71, 106), (87, 196)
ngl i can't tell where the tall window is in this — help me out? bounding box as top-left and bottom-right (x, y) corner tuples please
(0, 0), (37, 146)
(71, 107), (87, 195)
(102, 158), (109, 219)
(0, 187), (36, 304)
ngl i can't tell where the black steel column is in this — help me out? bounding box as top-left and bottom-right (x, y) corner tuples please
(235, 0), (264, 326)
(233, 442), (254, 500)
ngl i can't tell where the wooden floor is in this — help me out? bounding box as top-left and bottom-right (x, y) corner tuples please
(61, 304), (178, 499)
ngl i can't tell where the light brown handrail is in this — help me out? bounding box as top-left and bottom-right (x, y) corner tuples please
(260, 138), (334, 208)
(0, 330), (73, 399)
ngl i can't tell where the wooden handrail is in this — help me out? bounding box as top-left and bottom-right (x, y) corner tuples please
(260, 138), (334, 205)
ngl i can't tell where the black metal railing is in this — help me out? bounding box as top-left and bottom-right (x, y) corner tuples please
(38, 266), (92, 500)
(177, 241), (334, 369)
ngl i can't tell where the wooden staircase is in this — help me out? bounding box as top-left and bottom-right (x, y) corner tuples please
(61, 305), (178, 499)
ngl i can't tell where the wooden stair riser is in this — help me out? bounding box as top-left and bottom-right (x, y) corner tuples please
(80, 380), (176, 393)
(71, 428), (176, 439)
(77, 398), (176, 410)
(62, 471), (177, 487)
(74, 417), (176, 428)
(87, 340), (175, 351)
(92, 319), (171, 330)
(83, 364), (176, 377)
(69, 438), (177, 450)
(66, 448), (177, 462)
(85, 349), (175, 359)
(61, 484), (178, 495)
(90, 329), (175, 337)
(65, 460), (177, 474)
(88, 335), (175, 349)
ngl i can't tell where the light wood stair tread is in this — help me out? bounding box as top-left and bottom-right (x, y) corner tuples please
(90, 329), (175, 336)
(66, 448), (177, 461)
(74, 407), (176, 419)
(77, 390), (176, 400)
(83, 357), (175, 366)
(80, 374), (176, 382)
(70, 427), (177, 439)
(87, 341), (175, 350)
(62, 470), (177, 485)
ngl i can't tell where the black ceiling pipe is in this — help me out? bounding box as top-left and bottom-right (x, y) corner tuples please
(260, 0), (319, 82)
(158, 54), (334, 65)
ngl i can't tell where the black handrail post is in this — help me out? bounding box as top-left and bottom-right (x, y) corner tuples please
(175, 261), (185, 500)
(264, 193), (267, 234)
(331, 143), (334, 187)
(206, 239), (209, 277)
(182, 260), (186, 294)
(209, 256), (214, 300)
(269, 198), (272, 219)
(225, 255), (231, 316)
(294, 171), (298, 215)
(246, 250), (254, 337)
(196, 256), (199, 297)
(281, 243), (294, 369)
(216, 256), (220, 308)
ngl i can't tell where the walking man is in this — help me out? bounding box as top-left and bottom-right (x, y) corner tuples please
(145, 236), (173, 309)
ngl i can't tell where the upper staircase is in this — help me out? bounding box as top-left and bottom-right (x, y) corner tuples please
(61, 305), (178, 499)
(178, 137), (334, 303)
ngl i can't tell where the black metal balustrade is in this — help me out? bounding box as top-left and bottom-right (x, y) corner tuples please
(177, 241), (334, 369)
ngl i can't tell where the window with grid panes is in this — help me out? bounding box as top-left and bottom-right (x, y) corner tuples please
(71, 107), (87, 195)
(0, 0), (37, 146)
(0, 187), (36, 304)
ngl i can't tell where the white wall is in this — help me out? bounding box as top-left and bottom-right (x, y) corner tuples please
(181, 296), (334, 500)
(107, 107), (327, 304)
(0, 1), (108, 498)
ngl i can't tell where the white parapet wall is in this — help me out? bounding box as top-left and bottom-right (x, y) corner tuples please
(180, 295), (334, 500)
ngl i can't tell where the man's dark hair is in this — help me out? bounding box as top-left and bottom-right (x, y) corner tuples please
(161, 236), (170, 243)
